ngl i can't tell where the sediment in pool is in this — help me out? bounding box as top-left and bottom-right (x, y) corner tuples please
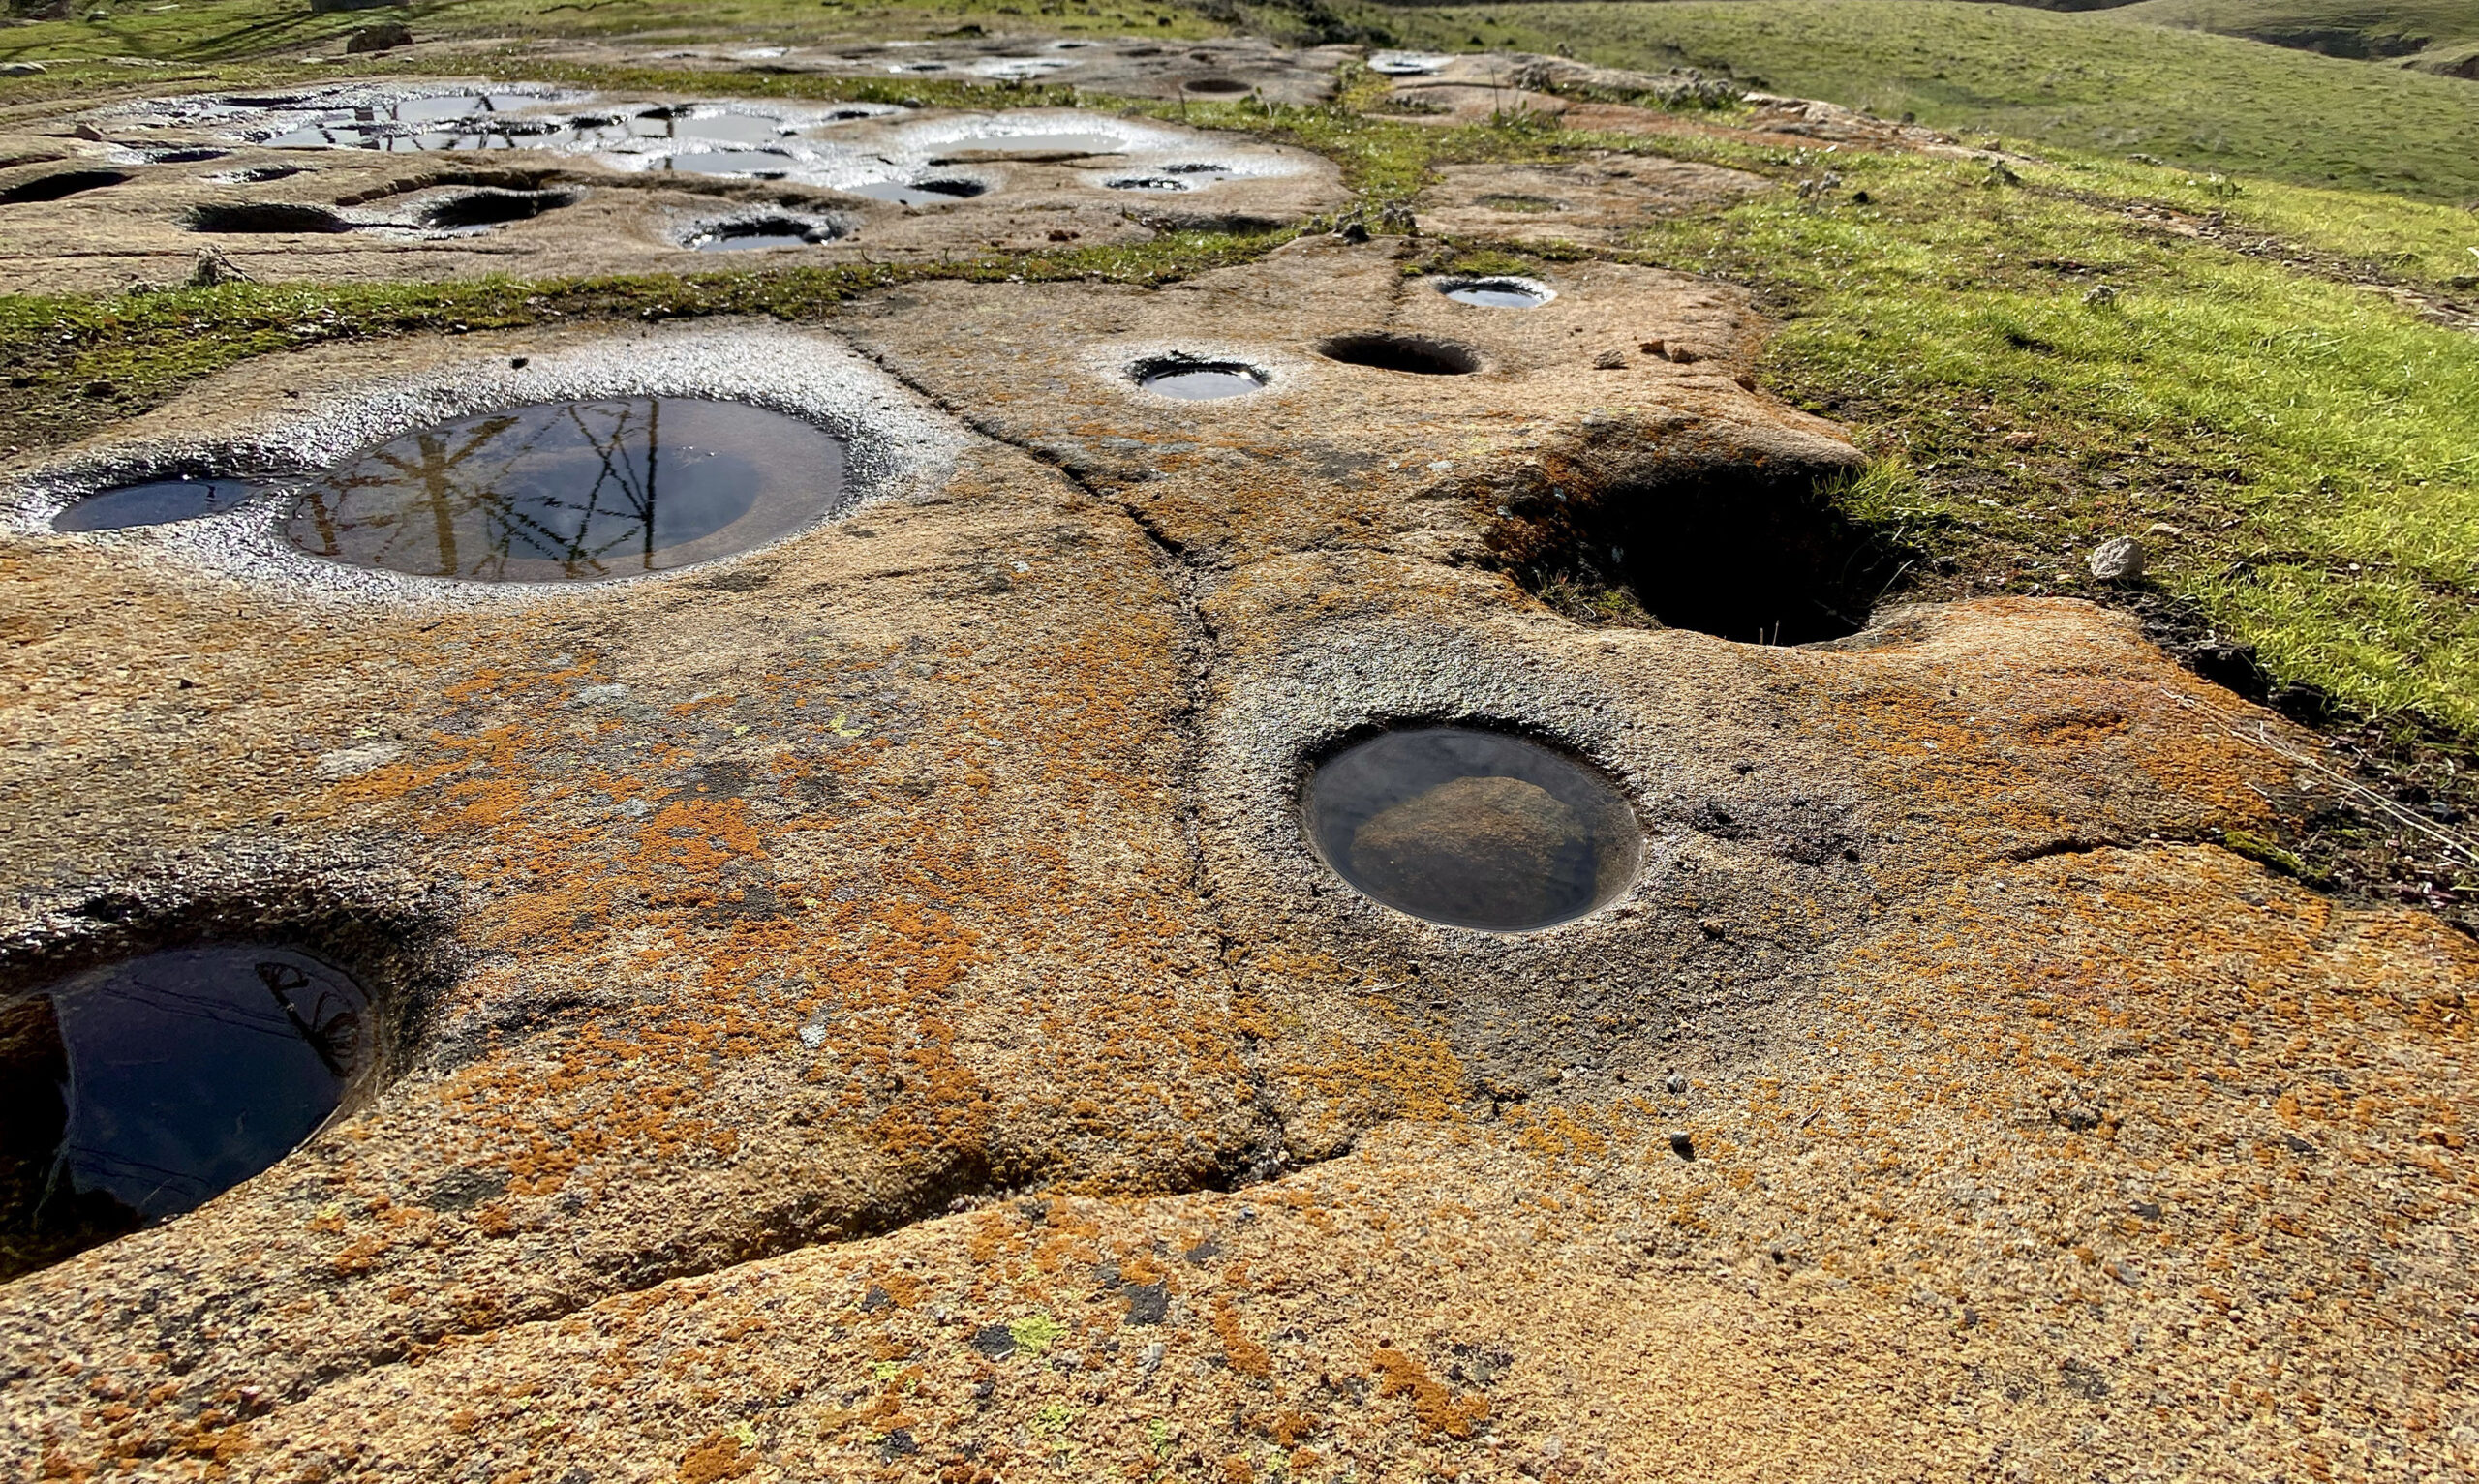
(286, 396), (849, 583)
(1302, 726), (1639, 931)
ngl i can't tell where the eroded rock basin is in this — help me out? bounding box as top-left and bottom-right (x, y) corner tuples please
(0, 226), (2468, 1484)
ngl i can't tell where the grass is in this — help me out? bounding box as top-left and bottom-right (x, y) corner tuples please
(1592, 141), (2479, 732)
(1345, 0), (2479, 202)
(0, 0), (1225, 68)
(2114, 0), (2479, 73)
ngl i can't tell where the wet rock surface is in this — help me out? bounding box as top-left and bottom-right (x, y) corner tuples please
(0, 59), (2470, 1484)
(0, 92), (1343, 292)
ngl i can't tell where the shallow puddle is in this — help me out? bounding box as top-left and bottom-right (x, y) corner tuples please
(1440, 276), (1553, 309)
(949, 131), (1123, 154)
(287, 397), (847, 582)
(1137, 361), (1266, 400)
(850, 177), (985, 205)
(1303, 727), (1638, 930)
(658, 149), (798, 177)
(52, 476), (265, 532)
(0, 945), (370, 1279)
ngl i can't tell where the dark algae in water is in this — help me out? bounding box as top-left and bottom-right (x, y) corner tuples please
(288, 398), (847, 582)
(0, 945), (370, 1280)
(1303, 727), (1639, 930)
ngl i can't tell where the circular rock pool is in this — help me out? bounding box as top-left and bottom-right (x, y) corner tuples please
(1302, 727), (1639, 930)
(286, 397), (847, 582)
(1, 944), (371, 1278)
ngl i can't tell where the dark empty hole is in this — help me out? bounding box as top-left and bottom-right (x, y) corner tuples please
(1490, 468), (1913, 644)
(417, 187), (577, 229)
(0, 944), (373, 1281)
(687, 216), (840, 251)
(182, 201), (352, 234)
(146, 148), (230, 165)
(53, 476), (267, 532)
(0, 169), (132, 205)
(1314, 332), (1482, 377)
(1303, 726), (1639, 931)
(1183, 76), (1253, 94)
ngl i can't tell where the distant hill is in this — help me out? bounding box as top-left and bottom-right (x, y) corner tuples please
(1348, 1), (2479, 200)
(2113, 0), (2479, 77)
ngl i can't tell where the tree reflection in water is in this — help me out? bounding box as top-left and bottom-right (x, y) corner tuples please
(289, 397), (844, 582)
(0, 946), (372, 1280)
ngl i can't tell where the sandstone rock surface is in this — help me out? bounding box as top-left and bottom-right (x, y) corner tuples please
(0, 78), (2469, 1484)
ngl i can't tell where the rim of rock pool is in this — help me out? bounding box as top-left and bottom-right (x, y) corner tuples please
(4, 325), (963, 606)
(1131, 355), (1270, 401)
(1300, 723), (1642, 932)
(1436, 275), (1557, 309)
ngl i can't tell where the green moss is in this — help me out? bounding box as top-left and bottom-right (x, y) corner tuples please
(1008, 1310), (1065, 1353)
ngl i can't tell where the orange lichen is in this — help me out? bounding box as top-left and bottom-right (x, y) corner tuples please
(1370, 1348), (1488, 1439)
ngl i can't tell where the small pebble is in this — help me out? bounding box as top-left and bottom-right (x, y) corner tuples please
(1665, 1075), (1688, 1095)
(1668, 1130), (1695, 1159)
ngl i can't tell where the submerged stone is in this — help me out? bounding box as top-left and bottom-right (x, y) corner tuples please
(1304, 727), (1638, 929)
(286, 397), (847, 582)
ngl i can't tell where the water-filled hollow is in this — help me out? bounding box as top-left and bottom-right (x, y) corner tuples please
(1439, 276), (1553, 309)
(52, 475), (267, 532)
(0, 944), (371, 1280)
(850, 177), (985, 205)
(287, 397), (848, 583)
(1303, 727), (1639, 931)
(1314, 332), (1482, 377)
(1134, 357), (1267, 400)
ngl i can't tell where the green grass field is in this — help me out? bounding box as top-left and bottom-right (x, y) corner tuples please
(2114, 0), (2479, 75)
(1348, 0), (2479, 200)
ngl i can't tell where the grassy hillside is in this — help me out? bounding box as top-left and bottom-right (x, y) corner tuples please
(0, 0), (1224, 67)
(1349, 0), (2479, 200)
(2115, 0), (2479, 74)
